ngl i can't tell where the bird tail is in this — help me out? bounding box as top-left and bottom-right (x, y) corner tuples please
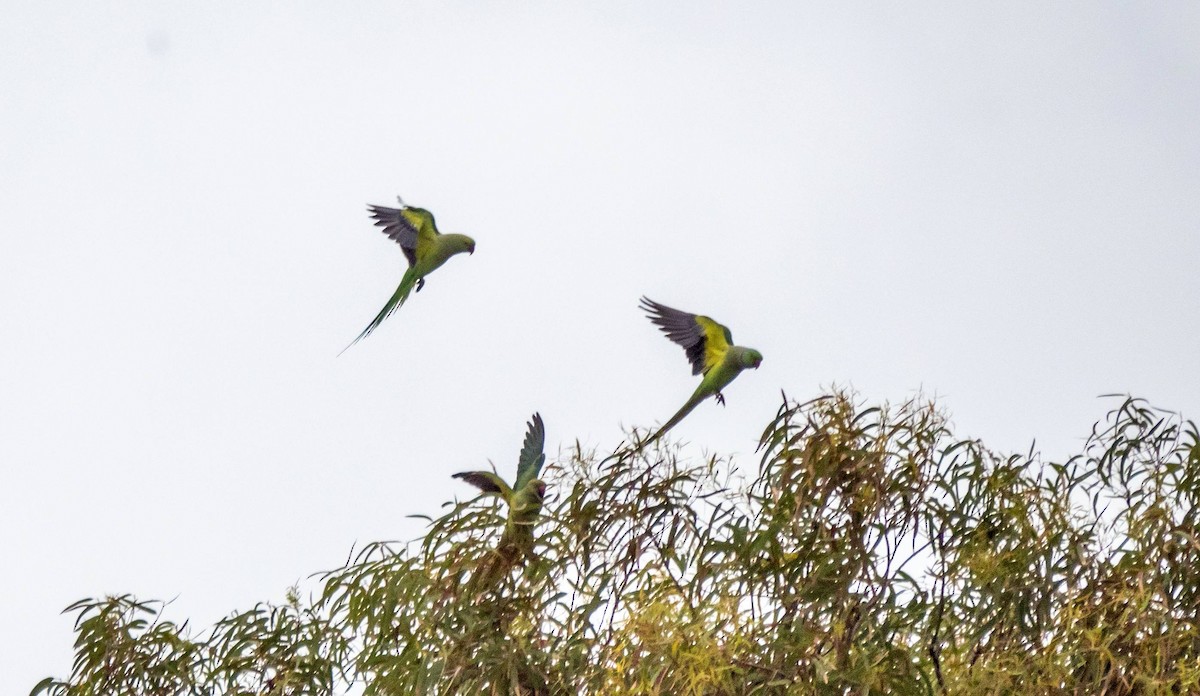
(338, 270), (419, 356)
(469, 540), (521, 595)
(643, 388), (708, 448)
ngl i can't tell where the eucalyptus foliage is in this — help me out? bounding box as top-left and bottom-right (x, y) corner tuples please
(34, 391), (1200, 695)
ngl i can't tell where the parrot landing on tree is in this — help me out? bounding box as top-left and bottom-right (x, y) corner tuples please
(453, 413), (548, 592)
(640, 297), (763, 445)
(340, 197), (475, 354)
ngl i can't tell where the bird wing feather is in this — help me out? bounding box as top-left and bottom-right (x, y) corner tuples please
(401, 207), (441, 264)
(452, 471), (512, 499)
(695, 316), (732, 374)
(640, 297), (732, 375)
(513, 413), (546, 492)
(366, 204), (420, 267)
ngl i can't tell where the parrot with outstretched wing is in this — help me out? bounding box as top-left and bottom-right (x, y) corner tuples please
(640, 297), (763, 444)
(340, 197), (475, 354)
(453, 413), (547, 590)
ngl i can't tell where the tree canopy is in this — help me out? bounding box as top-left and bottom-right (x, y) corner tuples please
(34, 390), (1200, 695)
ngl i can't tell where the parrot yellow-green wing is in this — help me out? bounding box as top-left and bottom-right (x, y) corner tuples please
(452, 470), (513, 500)
(640, 297), (733, 375)
(400, 207), (441, 264)
(367, 204), (421, 268)
(695, 315), (732, 374)
(512, 413), (546, 492)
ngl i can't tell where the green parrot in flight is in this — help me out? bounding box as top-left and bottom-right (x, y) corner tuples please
(640, 297), (763, 444)
(340, 198), (475, 354)
(453, 413), (547, 591)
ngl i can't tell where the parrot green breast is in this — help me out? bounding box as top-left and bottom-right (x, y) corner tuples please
(698, 355), (744, 396)
(415, 234), (474, 276)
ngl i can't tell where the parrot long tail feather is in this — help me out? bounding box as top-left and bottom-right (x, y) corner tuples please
(338, 270), (419, 355)
(643, 390), (708, 448)
(468, 541), (521, 595)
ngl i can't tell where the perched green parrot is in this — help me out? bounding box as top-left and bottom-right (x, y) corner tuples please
(340, 198), (475, 354)
(640, 297), (763, 444)
(453, 413), (547, 590)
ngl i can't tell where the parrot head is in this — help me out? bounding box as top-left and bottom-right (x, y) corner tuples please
(513, 479), (547, 513)
(742, 349), (764, 369)
(445, 233), (476, 256)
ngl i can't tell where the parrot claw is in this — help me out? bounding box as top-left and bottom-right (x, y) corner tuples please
(715, 393), (726, 407)
(416, 278), (425, 293)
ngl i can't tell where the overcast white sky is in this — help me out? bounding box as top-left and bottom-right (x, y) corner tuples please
(2, 1), (1198, 688)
